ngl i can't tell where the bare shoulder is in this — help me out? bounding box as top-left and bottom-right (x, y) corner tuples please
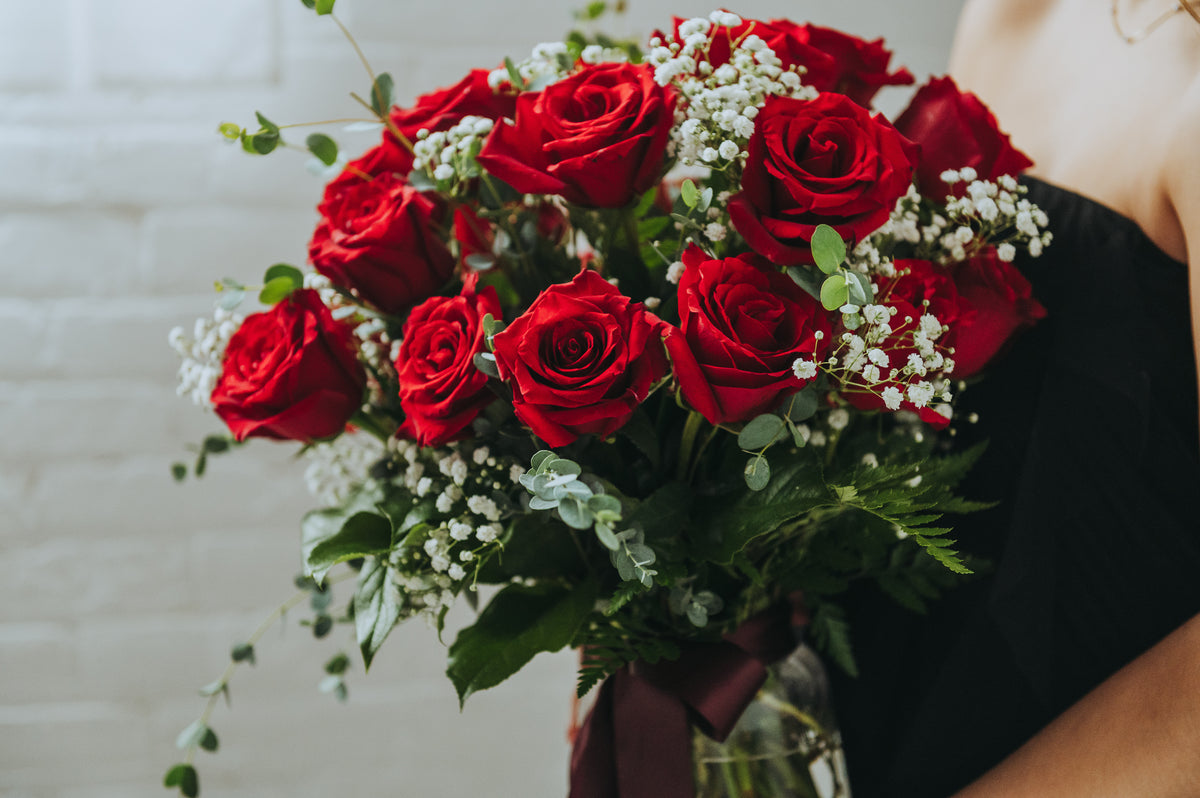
(1163, 75), (1200, 264)
(949, 0), (1052, 78)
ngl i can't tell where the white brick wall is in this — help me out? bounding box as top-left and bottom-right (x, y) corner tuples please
(0, 1), (961, 795)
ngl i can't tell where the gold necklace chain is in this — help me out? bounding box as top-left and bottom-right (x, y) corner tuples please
(1110, 0), (1186, 43)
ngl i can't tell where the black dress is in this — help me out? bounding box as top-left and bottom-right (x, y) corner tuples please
(828, 177), (1200, 797)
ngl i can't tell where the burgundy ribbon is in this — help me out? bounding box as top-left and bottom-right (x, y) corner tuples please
(568, 602), (800, 798)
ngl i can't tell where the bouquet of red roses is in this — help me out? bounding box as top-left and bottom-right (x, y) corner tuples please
(166, 4), (1049, 796)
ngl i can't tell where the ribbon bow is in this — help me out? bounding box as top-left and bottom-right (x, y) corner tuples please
(568, 602), (802, 798)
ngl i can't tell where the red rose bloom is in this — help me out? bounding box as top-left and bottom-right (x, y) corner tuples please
(491, 269), (669, 447)
(212, 289), (365, 443)
(477, 62), (677, 208)
(729, 93), (918, 266)
(895, 76), (1034, 200)
(665, 247), (832, 425)
(395, 275), (502, 447)
(949, 250), (1046, 378)
(793, 24), (914, 106)
(658, 17), (911, 106)
(322, 68), (516, 197)
(841, 260), (969, 427)
(309, 172), (455, 316)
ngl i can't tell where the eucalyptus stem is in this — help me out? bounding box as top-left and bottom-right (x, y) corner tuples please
(182, 571), (356, 766)
(332, 13), (412, 153)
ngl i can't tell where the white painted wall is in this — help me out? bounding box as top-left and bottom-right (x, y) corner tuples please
(0, 1), (963, 795)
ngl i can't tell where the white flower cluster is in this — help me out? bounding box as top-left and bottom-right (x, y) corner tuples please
(487, 39), (630, 93)
(648, 12), (815, 169)
(303, 431), (387, 506)
(383, 440), (515, 624)
(827, 301), (954, 416)
(412, 115), (494, 189)
(168, 307), (244, 408)
(939, 170), (1052, 262)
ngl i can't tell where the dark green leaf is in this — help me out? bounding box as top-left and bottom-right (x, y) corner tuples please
(324, 652), (350, 675)
(783, 387), (819, 423)
(447, 580), (597, 706)
(163, 763), (198, 797)
(307, 511), (391, 585)
(811, 224), (846, 275)
(300, 0), (316, 8)
(738, 414), (787, 451)
(847, 270), (873, 305)
(315, 0), (335, 14)
(201, 435), (229, 453)
(254, 111), (278, 134)
(249, 132), (279, 155)
(258, 276), (296, 305)
(305, 132), (338, 166)
(787, 265), (823, 303)
(504, 57), (524, 89)
(637, 216), (671, 240)
(820, 274), (849, 311)
(171, 463), (187, 482)
(811, 602), (857, 677)
(264, 263), (303, 288)
(473, 351), (500, 378)
(198, 728), (218, 752)
(369, 72), (393, 116)
(354, 557), (401, 669)
(231, 643), (255, 664)
(313, 614), (333, 638)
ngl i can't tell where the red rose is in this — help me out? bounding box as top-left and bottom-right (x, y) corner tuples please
(949, 250), (1046, 378)
(894, 76), (1034, 201)
(664, 247), (832, 425)
(491, 269), (669, 447)
(212, 289), (365, 442)
(793, 24), (914, 106)
(729, 93), (918, 266)
(309, 172), (455, 315)
(657, 17), (911, 106)
(322, 69), (516, 196)
(841, 260), (968, 427)
(476, 62), (677, 208)
(395, 275), (502, 447)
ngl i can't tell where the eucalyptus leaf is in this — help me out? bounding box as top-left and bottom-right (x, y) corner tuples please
(230, 643), (255, 664)
(254, 111), (278, 133)
(738, 414), (787, 451)
(787, 265), (824, 303)
(163, 764), (198, 797)
(258, 276), (296, 305)
(680, 178), (699, 209)
(820, 274), (849, 311)
(216, 288), (245, 311)
(369, 72), (394, 116)
(744, 455), (770, 491)
(530, 450), (555, 473)
(171, 463), (187, 482)
(249, 132), (279, 155)
(784, 387), (819, 423)
(198, 728), (218, 753)
(465, 253), (495, 271)
(315, 0), (335, 14)
(848, 270), (874, 305)
(557, 496), (592, 530)
(324, 652), (350, 675)
(305, 133), (338, 166)
(811, 224), (846, 275)
(313, 614), (333, 638)
(473, 352), (500, 378)
(354, 557), (402, 670)
(175, 719), (207, 750)
(594, 520), (620, 551)
(407, 169), (436, 192)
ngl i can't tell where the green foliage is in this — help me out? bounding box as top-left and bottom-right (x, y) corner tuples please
(809, 602), (857, 677)
(315, 0), (335, 14)
(820, 273), (849, 311)
(810, 224), (846, 275)
(447, 580), (597, 706)
(230, 643), (255, 665)
(574, 620), (680, 698)
(738, 414), (787, 451)
(305, 133), (338, 165)
(214, 277), (246, 311)
(305, 511), (391, 585)
(354, 557), (401, 670)
(369, 72), (394, 116)
(163, 763), (198, 797)
(743, 455), (770, 491)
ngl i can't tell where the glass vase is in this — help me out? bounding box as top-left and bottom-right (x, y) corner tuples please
(692, 643), (851, 798)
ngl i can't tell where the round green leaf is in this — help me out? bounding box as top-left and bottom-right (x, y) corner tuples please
(744, 455), (771, 491)
(163, 763), (198, 797)
(313, 614), (333, 638)
(217, 122), (241, 140)
(198, 727), (219, 752)
(680, 179), (699, 209)
(305, 133), (338, 166)
(258, 276), (297, 305)
(263, 263), (303, 287)
(738, 414), (787, 451)
(248, 132), (279, 155)
(811, 224), (847, 275)
(820, 274), (849, 311)
(230, 642), (255, 664)
(171, 463), (187, 482)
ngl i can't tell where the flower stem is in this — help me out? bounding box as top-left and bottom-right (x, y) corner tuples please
(677, 410), (705, 482)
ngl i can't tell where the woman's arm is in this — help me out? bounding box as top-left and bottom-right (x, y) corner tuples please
(952, 613), (1200, 798)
